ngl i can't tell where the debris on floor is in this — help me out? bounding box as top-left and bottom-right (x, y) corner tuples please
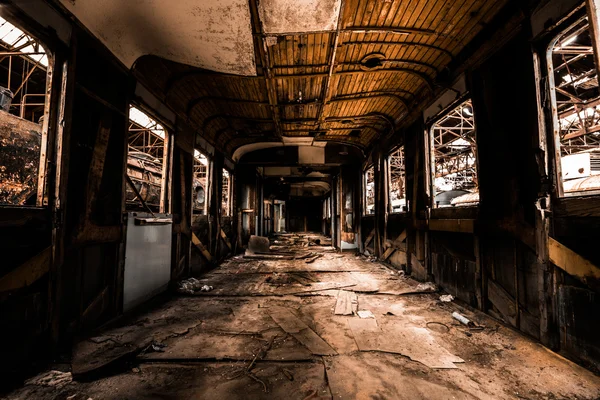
(415, 282), (437, 292)
(334, 290), (358, 315)
(304, 254), (322, 263)
(268, 306), (337, 355)
(248, 235), (271, 254)
(177, 277), (204, 294)
(348, 318), (464, 369)
(145, 341), (168, 353)
(452, 311), (476, 328)
(357, 310), (375, 319)
(439, 294), (454, 302)
(25, 370), (72, 388)
(7, 232), (600, 400)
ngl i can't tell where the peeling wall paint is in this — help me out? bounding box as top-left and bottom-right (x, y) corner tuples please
(258, 0), (341, 33)
(59, 0), (257, 75)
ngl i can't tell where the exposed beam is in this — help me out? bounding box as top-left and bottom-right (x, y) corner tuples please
(429, 219), (475, 233)
(201, 112), (396, 134)
(548, 237), (600, 287)
(253, 26), (451, 38)
(0, 247), (51, 292)
(249, 0), (283, 139)
(330, 93), (410, 111)
(273, 60), (439, 75)
(275, 68), (434, 92)
(167, 67), (432, 99)
(316, 0), (346, 131)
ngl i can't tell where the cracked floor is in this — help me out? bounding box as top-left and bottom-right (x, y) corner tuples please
(6, 233), (600, 400)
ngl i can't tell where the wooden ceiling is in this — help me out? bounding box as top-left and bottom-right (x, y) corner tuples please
(133, 0), (509, 159)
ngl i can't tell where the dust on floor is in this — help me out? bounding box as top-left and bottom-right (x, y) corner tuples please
(6, 233), (600, 400)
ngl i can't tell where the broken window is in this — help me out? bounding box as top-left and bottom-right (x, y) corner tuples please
(0, 16), (51, 206)
(125, 106), (169, 212)
(193, 150), (209, 215)
(549, 15), (600, 196)
(430, 99), (479, 208)
(364, 165), (375, 215)
(222, 168), (231, 216)
(388, 146), (406, 213)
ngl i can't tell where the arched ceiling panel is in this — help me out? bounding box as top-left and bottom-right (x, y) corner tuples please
(58, 0), (257, 75)
(116, 0), (513, 159)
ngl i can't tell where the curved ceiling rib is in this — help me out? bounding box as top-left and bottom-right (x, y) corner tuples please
(329, 94), (410, 112)
(201, 113), (397, 132)
(166, 65), (433, 100)
(340, 42), (455, 62)
(185, 93), (410, 119)
(271, 59), (439, 75)
(271, 69), (434, 93)
(252, 26), (453, 38)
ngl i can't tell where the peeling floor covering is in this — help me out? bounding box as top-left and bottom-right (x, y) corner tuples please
(7, 234), (600, 400)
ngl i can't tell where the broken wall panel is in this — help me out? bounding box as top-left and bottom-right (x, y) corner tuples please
(430, 231), (477, 306)
(558, 285), (600, 371)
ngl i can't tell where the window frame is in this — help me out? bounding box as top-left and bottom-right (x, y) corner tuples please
(428, 95), (479, 209)
(221, 167), (232, 217)
(125, 103), (172, 213)
(192, 148), (211, 215)
(546, 11), (600, 199)
(387, 145), (407, 214)
(0, 15), (54, 208)
(363, 164), (375, 215)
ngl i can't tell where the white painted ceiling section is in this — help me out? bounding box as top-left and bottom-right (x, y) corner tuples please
(258, 0), (341, 34)
(58, 0), (257, 75)
(232, 139), (327, 161)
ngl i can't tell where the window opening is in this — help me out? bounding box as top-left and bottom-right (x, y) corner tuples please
(430, 99), (479, 208)
(222, 168), (231, 216)
(0, 16), (50, 206)
(549, 15), (600, 196)
(125, 106), (168, 212)
(388, 146), (406, 212)
(364, 165), (375, 215)
(193, 149), (209, 215)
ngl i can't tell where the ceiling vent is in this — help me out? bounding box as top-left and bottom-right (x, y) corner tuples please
(360, 53), (386, 71)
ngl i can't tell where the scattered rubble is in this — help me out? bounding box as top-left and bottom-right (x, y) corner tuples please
(10, 232), (598, 400)
(452, 312), (475, 328)
(439, 294), (454, 302)
(25, 370), (72, 388)
(357, 310), (376, 319)
(248, 235), (270, 253)
(177, 277), (204, 294)
(415, 282), (437, 292)
(145, 341), (168, 353)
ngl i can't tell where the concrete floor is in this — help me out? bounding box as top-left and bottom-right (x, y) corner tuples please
(6, 233), (600, 400)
